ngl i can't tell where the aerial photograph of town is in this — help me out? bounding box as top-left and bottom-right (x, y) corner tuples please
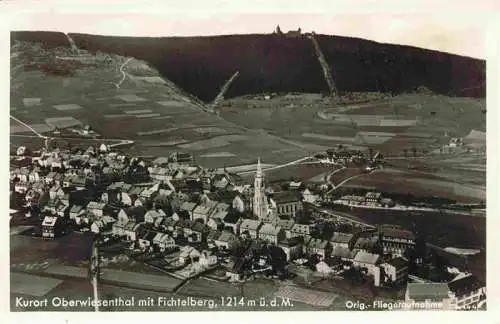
(9, 14), (487, 312)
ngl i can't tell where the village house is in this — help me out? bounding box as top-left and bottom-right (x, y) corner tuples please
(49, 184), (61, 200)
(137, 231), (156, 250)
(239, 219), (263, 239)
(352, 251), (381, 285)
(180, 201), (197, 220)
(331, 246), (358, 262)
(380, 257), (409, 286)
(272, 191), (302, 218)
(258, 223), (285, 245)
(206, 230), (221, 249)
(214, 231), (239, 250)
(222, 211), (242, 235)
(112, 221), (127, 237)
(448, 274), (486, 310)
(140, 184), (160, 200)
(56, 204), (69, 218)
(380, 225), (416, 256)
(123, 222), (141, 242)
(278, 219), (296, 238)
(405, 283), (455, 310)
(226, 258), (245, 282)
(41, 215), (63, 238)
(87, 201), (106, 218)
(189, 221), (209, 243)
(278, 237), (303, 261)
(329, 232), (354, 249)
(353, 235), (379, 253)
(364, 192), (382, 205)
(117, 206), (147, 225)
(207, 217), (224, 231)
(157, 234), (176, 251)
(148, 167), (171, 182)
(302, 188), (319, 204)
(144, 209), (166, 224)
(90, 216), (115, 234)
(290, 222), (314, 238)
(69, 205), (85, 221)
(192, 201), (218, 223)
(178, 246), (201, 265)
(307, 239), (332, 259)
(163, 217), (179, 234)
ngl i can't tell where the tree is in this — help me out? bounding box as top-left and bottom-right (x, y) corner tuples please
(412, 147), (417, 158)
(276, 25), (282, 34)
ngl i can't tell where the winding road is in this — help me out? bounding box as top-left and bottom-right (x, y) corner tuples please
(115, 57), (134, 89)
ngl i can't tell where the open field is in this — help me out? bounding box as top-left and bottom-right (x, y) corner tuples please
(11, 273), (63, 297)
(346, 170), (485, 202)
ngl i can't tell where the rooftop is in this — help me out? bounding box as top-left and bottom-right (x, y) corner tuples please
(353, 251), (380, 264)
(448, 275), (485, 297)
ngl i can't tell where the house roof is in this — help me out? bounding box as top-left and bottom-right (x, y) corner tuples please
(240, 219), (262, 231)
(381, 226), (415, 241)
(42, 216), (58, 226)
(259, 223), (282, 236)
(354, 251), (380, 265)
(144, 231), (157, 241)
(124, 221), (137, 231)
(216, 231), (238, 243)
(278, 219), (295, 230)
(194, 202), (217, 215)
(406, 283), (451, 301)
(354, 236), (379, 250)
(212, 210), (228, 220)
(330, 232), (354, 244)
(309, 238), (330, 249)
(278, 236), (303, 247)
(146, 209), (166, 219)
(125, 206), (147, 220)
(448, 275), (485, 297)
(87, 201), (106, 210)
(180, 201), (197, 212)
(386, 257), (409, 269)
(207, 230), (222, 241)
(272, 191), (300, 204)
(223, 211), (241, 224)
(331, 246), (355, 259)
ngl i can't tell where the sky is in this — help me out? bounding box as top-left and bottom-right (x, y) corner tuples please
(3, 1), (498, 59)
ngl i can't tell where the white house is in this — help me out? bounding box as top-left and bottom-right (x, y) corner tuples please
(448, 274), (486, 310)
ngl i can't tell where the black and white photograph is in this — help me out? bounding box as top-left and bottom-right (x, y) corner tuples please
(4, 1), (495, 315)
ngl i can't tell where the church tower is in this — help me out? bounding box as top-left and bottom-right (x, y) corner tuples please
(253, 158), (269, 219)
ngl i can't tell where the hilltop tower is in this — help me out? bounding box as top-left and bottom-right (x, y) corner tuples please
(253, 158), (269, 220)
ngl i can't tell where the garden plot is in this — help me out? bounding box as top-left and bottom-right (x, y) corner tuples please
(178, 137), (232, 150)
(200, 152), (236, 158)
(274, 285), (338, 307)
(137, 127), (179, 136)
(53, 103), (84, 111)
(104, 114), (131, 119)
(141, 140), (189, 147)
(302, 133), (355, 142)
(116, 94), (147, 102)
(22, 98), (41, 107)
(11, 273), (63, 297)
(124, 109), (153, 114)
(45, 116), (82, 128)
(152, 115), (172, 120)
(193, 127), (229, 135)
(135, 113), (161, 118)
(355, 131), (395, 145)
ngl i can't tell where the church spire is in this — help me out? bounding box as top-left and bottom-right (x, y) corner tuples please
(256, 157), (262, 178)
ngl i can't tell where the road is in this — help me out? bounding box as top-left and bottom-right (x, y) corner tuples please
(237, 156), (313, 175)
(11, 134), (134, 148)
(115, 58), (134, 89)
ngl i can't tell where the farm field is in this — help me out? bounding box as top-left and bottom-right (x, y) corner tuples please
(346, 169), (485, 203)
